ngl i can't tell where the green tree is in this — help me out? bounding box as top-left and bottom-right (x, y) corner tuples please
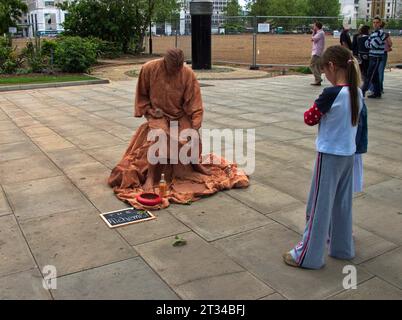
(246, 0), (307, 16)
(225, 0), (242, 16)
(246, 0), (309, 30)
(223, 0), (243, 33)
(59, 0), (179, 54)
(385, 18), (402, 30)
(0, 0), (28, 35)
(306, 0), (340, 17)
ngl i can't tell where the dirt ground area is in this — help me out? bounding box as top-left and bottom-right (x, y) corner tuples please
(149, 34), (402, 66)
(91, 62), (271, 81)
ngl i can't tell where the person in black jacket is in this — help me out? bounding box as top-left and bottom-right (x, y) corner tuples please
(354, 101), (368, 193)
(340, 26), (352, 50)
(356, 25), (370, 80)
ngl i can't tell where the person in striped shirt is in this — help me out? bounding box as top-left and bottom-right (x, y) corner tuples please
(361, 16), (386, 98)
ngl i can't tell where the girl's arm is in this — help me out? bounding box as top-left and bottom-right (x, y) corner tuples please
(304, 103), (323, 126)
(304, 87), (342, 126)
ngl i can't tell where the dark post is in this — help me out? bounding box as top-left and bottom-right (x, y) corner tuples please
(149, 0), (153, 54)
(149, 20), (153, 54)
(190, 0), (213, 70)
(250, 16), (259, 70)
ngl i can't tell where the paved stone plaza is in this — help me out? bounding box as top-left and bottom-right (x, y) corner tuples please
(0, 70), (401, 300)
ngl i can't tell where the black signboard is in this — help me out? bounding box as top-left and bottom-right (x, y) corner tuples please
(100, 207), (156, 228)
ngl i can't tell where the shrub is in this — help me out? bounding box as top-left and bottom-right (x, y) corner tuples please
(55, 36), (97, 73)
(0, 37), (21, 74)
(41, 39), (58, 57)
(86, 37), (123, 59)
(22, 41), (45, 73)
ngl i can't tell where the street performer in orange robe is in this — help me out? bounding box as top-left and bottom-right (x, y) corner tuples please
(108, 48), (249, 209)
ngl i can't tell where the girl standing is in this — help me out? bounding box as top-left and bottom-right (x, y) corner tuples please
(283, 46), (364, 269)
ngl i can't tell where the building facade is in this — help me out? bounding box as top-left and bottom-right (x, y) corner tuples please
(179, 0), (229, 35)
(341, 0), (402, 20)
(21, 0), (70, 37)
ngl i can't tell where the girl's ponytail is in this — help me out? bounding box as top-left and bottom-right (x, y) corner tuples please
(347, 56), (361, 126)
(316, 46), (362, 126)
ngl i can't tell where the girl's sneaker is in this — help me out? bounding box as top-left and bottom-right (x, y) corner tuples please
(283, 252), (299, 268)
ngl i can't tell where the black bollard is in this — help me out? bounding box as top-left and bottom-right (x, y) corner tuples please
(190, 0), (212, 70)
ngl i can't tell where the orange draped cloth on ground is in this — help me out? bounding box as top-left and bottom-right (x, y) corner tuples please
(108, 57), (249, 209)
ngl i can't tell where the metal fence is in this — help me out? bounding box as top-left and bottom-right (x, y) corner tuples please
(144, 16), (402, 67)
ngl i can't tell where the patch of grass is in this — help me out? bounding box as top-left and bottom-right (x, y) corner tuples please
(192, 66), (235, 73)
(125, 66), (235, 78)
(125, 69), (140, 78)
(0, 74), (98, 86)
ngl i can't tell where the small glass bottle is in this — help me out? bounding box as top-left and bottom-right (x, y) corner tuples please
(159, 173), (167, 198)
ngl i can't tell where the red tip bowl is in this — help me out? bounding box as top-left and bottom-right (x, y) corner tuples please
(136, 193), (162, 206)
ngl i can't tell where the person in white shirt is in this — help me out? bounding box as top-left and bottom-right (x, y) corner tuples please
(310, 21), (326, 86)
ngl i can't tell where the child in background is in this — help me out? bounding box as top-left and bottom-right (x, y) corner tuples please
(283, 46), (364, 269)
(354, 101), (368, 193)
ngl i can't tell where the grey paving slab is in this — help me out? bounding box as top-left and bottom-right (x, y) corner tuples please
(259, 293), (287, 300)
(0, 268), (52, 300)
(85, 144), (127, 169)
(363, 168), (394, 188)
(364, 178), (402, 209)
(103, 125), (135, 141)
(253, 157), (312, 202)
(111, 117), (144, 129)
(0, 120), (18, 132)
(226, 181), (302, 215)
(93, 109), (131, 120)
(213, 223), (372, 300)
(364, 153), (402, 179)
(38, 115), (76, 127)
(118, 210), (190, 246)
(210, 117), (262, 130)
(0, 188), (12, 216)
(329, 277), (402, 300)
(12, 116), (41, 128)
(0, 141), (42, 163)
(31, 134), (75, 152)
(0, 215), (36, 277)
(21, 125), (57, 138)
(52, 257), (179, 300)
(273, 120), (318, 136)
(3, 176), (94, 221)
(65, 131), (124, 150)
(20, 209), (136, 277)
(256, 124), (311, 142)
(0, 154), (62, 185)
(353, 194), (402, 245)
(46, 147), (100, 172)
(368, 140), (402, 162)
(360, 247), (402, 290)
(0, 127), (29, 145)
(49, 122), (99, 136)
(176, 270), (274, 300)
(135, 232), (274, 300)
(351, 226), (399, 265)
(167, 193), (273, 242)
(254, 141), (316, 171)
